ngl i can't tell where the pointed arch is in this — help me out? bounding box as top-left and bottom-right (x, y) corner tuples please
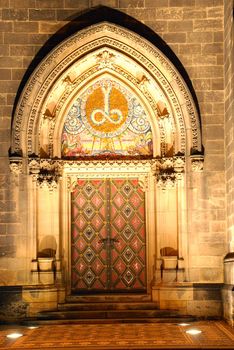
(8, 11), (205, 302)
(11, 17), (202, 159)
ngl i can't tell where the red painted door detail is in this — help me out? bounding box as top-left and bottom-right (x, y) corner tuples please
(71, 178), (146, 293)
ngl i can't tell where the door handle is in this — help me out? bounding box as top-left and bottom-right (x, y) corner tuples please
(98, 238), (119, 245)
(98, 238), (108, 244)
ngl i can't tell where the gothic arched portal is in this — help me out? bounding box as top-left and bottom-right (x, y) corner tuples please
(10, 16), (203, 298)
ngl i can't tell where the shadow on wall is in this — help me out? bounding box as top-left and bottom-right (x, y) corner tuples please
(38, 235), (57, 258)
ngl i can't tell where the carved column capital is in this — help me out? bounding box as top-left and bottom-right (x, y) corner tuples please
(190, 154), (204, 172)
(28, 158), (61, 190)
(152, 156), (185, 188)
(9, 156), (23, 175)
(138, 175), (149, 192)
(67, 175), (79, 192)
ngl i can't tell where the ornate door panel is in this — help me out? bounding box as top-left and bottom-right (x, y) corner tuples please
(109, 179), (146, 291)
(71, 178), (146, 293)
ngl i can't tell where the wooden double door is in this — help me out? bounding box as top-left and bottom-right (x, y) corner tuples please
(71, 178), (147, 293)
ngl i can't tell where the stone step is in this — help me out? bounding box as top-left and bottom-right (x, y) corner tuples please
(37, 308), (182, 321)
(30, 316), (196, 325)
(65, 293), (151, 303)
(58, 301), (159, 311)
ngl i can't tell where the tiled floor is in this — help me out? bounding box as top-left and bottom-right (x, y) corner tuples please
(0, 320), (233, 350)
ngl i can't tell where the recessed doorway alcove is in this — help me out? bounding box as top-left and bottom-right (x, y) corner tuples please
(10, 8), (205, 317)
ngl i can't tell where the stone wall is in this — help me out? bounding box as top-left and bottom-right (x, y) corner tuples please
(224, 0), (234, 252)
(223, 0), (234, 325)
(0, 0), (230, 292)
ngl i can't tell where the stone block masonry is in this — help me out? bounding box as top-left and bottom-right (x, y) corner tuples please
(0, 5), (227, 230)
(0, 0), (232, 321)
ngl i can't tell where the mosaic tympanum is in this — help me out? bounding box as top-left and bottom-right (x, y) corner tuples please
(62, 79), (153, 158)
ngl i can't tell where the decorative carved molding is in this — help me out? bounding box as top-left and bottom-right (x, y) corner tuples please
(56, 158), (153, 191)
(152, 156), (185, 188)
(190, 154), (204, 172)
(9, 156), (23, 175)
(28, 158), (40, 179)
(138, 175), (149, 192)
(174, 156), (186, 173)
(137, 74), (149, 86)
(63, 158), (153, 171)
(28, 158), (61, 189)
(37, 175), (59, 191)
(12, 23), (201, 158)
(67, 175), (78, 192)
(9, 156), (23, 186)
(27, 155), (187, 189)
(96, 50), (115, 68)
(67, 172), (150, 193)
(62, 75), (75, 85)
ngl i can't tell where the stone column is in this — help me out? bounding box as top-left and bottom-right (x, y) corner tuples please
(153, 156), (185, 284)
(28, 159), (61, 286)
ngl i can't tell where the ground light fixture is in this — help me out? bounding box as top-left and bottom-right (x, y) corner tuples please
(186, 329), (202, 335)
(6, 333), (23, 339)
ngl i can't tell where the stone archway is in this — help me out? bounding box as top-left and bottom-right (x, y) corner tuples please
(10, 20), (203, 306)
(11, 22), (201, 157)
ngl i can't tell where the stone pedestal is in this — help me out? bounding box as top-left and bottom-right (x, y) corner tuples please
(152, 282), (222, 318)
(38, 258), (54, 272)
(39, 272), (55, 285)
(23, 286), (66, 317)
(30, 258), (55, 286)
(154, 257), (185, 283)
(54, 260), (62, 284)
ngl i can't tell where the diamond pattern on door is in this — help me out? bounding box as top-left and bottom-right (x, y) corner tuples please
(71, 178), (146, 293)
(110, 178), (146, 291)
(71, 179), (107, 292)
